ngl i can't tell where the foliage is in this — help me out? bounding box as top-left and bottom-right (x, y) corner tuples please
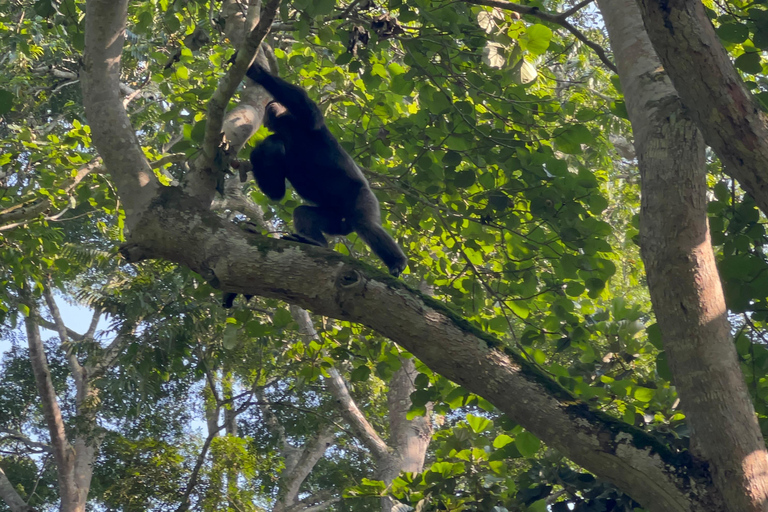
(2, 0), (767, 510)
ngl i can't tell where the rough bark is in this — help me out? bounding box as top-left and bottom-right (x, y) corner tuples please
(600, 1), (768, 510)
(22, 299), (86, 512)
(119, 188), (713, 511)
(81, 0), (159, 229)
(634, 0), (768, 223)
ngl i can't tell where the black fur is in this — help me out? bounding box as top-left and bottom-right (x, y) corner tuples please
(246, 64), (408, 277)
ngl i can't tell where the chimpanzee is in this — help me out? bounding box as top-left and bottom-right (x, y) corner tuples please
(245, 64), (408, 276)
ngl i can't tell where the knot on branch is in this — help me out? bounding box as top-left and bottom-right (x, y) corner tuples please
(335, 266), (364, 293)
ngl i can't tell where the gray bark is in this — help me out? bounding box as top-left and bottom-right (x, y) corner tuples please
(606, 0), (768, 509)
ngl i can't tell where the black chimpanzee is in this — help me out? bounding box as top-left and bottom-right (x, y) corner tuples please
(245, 64), (408, 275)
(222, 65), (408, 308)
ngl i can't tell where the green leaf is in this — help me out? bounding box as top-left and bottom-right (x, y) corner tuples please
(633, 387), (655, 402)
(350, 365), (371, 382)
(717, 22), (749, 43)
(554, 124), (593, 154)
(515, 431), (541, 457)
(466, 413), (493, 433)
(492, 434), (514, 448)
(0, 89), (14, 115)
(524, 24), (553, 55)
(736, 52), (763, 74)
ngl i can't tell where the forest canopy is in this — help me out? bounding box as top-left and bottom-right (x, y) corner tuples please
(2, 0), (768, 511)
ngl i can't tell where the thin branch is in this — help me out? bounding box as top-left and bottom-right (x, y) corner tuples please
(175, 423), (226, 512)
(201, 0), (282, 161)
(0, 429), (52, 453)
(150, 153), (187, 169)
(42, 286), (86, 404)
(464, 0), (617, 73)
(562, 0), (595, 18)
(0, 159), (102, 230)
(89, 324), (136, 379)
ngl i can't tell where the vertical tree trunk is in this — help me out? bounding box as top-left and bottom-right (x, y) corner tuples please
(599, 1), (768, 510)
(378, 358), (432, 512)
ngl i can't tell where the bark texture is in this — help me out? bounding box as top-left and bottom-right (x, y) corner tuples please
(635, 0), (768, 226)
(601, 1), (767, 510)
(120, 188), (712, 512)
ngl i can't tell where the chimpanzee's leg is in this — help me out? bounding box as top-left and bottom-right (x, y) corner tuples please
(284, 205), (352, 246)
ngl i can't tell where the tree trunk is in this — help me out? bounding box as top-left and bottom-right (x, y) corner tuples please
(378, 358), (432, 512)
(600, 1), (767, 510)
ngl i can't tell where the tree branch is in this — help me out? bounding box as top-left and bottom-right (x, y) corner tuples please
(81, 0), (159, 229)
(43, 287), (87, 407)
(464, 0), (617, 73)
(117, 190), (717, 511)
(634, 0), (768, 222)
(20, 295), (72, 488)
(0, 428), (52, 454)
(175, 422), (226, 512)
(0, 467), (36, 512)
(0, 159), (102, 231)
(195, 0), (281, 176)
(277, 425), (335, 509)
(290, 306), (390, 462)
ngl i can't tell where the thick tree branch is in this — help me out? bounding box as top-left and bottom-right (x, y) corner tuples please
(635, 0), (768, 219)
(464, 0), (617, 73)
(606, 1), (768, 510)
(117, 189), (716, 511)
(0, 467), (36, 512)
(20, 296), (74, 502)
(81, 0), (159, 229)
(277, 425), (335, 511)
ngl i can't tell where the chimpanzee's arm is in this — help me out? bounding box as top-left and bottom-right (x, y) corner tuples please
(246, 65), (324, 131)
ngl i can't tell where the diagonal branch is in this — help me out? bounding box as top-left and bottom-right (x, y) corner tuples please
(200, 0), (282, 162)
(278, 425), (336, 509)
(464, 0), (617, 73)
(290, 306), (390, 462)
(119, 193), (718, 510)
(43, 286), (87, 407)
(0, 467), (36, 512)
(20, 294), (72, 483)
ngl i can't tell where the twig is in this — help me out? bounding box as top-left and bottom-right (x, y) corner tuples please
(464, 0), (617, 73)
